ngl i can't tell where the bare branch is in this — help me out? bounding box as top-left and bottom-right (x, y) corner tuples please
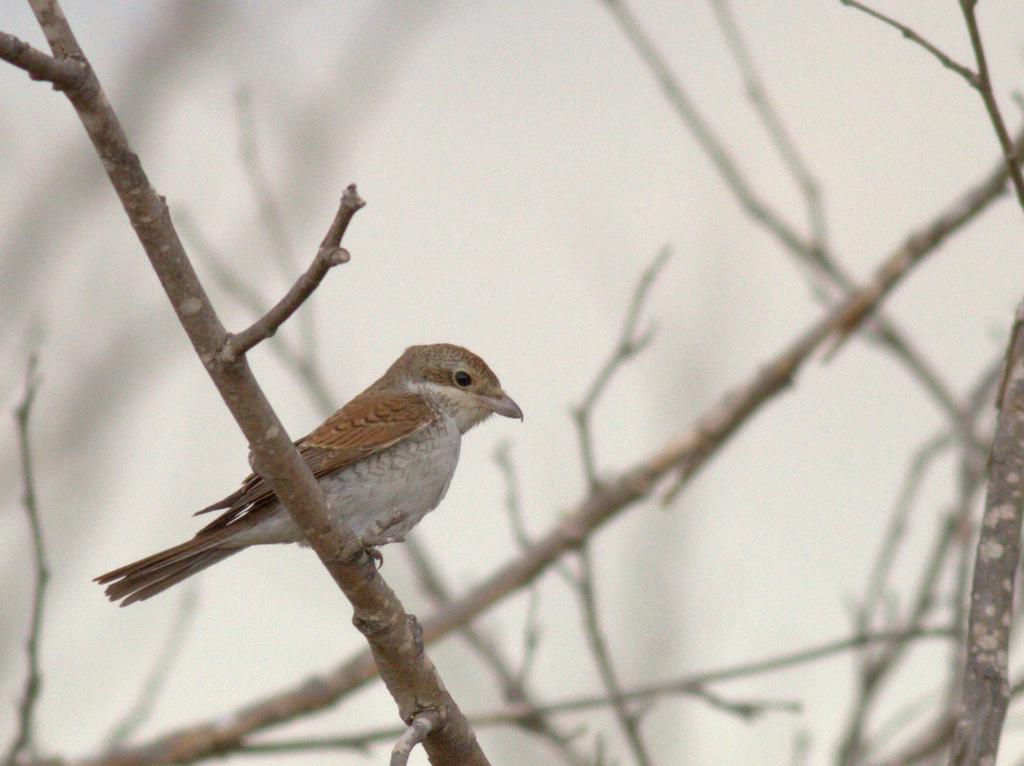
(234, 88), (322, 367)
(948, 301), (1024, 765)
(858, 431), (954, 632)
(842, 0), (1024, 212)
(957, 0), (1024, 212)
(10, 1), (488, 762)
(600, 0), (813, 259)
(604, 0), (985, 452)
(237, 628), (947, 759)
(572, 247), (669, 488)
(403, 536), (586, 766)
(839, 1), (978, 86)
(709, 0), (828, 249)
(390, 711), (441, 766)
(218, 185), (363, 362)
(39, 118), (1016, 766)
(574, 548), (652, 765)
(4, 355), (48, 766)
(0, 30), (86, 89)
(178, 211), (336, 414)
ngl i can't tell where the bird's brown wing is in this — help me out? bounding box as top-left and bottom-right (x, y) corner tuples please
(194, 392), (434, 530)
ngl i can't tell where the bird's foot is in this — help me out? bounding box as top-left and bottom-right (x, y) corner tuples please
(362, 543), (383, 570)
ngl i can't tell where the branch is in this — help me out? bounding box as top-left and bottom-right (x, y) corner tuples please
(948, 301), (1024, 765)
(44, 114), (1007, 766)
(603, 0), (982, 451)
(0, 30), (86, 89)
(9, 1), (488, 763)
(572, 247), (668, 487)
(839, 1), (978, 87)
(218, 185), (362, 362)
(957, 0), (1024, 212)
(390, 711), (441, 766)
(574, 549), (652, 765)
(238, 628), (945, 758)
(709, 0), (828, 249)
(178, 211), (336, 414)
(4, 355), (48, 766)
(842, 0), (1024, 212)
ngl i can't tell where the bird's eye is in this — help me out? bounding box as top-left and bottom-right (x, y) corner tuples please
(454, 371), (472, 387)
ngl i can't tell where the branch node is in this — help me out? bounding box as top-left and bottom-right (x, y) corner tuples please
(390, 710), (442, 766)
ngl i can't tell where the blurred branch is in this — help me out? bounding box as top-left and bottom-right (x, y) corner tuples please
(709, 0), (828, 249)
(957, 0), (1024, 211)
(571, 247), (669, 488)
(858, 431), (954, 632)
(4, 355), (48, 766)
(235, 88), (320, 365)
(567, 251), (673, 764)
(574, 548), (652, 765)
(235, 88), (298, 278)
(839, 360), (999, 763)
(599, 0), (812, 258)
(51, 138), (992, 763)
(218, 186), (361, 363)
(101, 588), (199, 749)
(838, 1), (977, 86)
(948, 302), (1024, 766)
(606, 0), (1017, 454)
(237, 628), (948, 758)
(2, 1), (489, 763)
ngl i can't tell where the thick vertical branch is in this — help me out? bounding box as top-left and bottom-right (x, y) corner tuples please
(947, 302), (1024, 766)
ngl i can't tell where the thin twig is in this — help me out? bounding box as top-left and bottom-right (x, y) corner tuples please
(178, 211), (336, 414)
(494, 441), (531, 548)
(858, 431), (955, 633)
(389, 711), (441, 766)
(957, 0), (1024, 212)
(839, 515), (959, 764)
(839, 1), (978, 87)
(236, 628), (947, 758)
(235, 88), (321, 366)
(219, 185), (363, 362)
(572, 246), (669, 487)
(574, 547), (652, 765)
(40, 124), (1014, 766)
(604, 0), (979, 452)
(4, 355), (48, 766)
(710, 0), (828, 251)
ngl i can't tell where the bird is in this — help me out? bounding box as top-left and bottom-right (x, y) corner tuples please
(96, 343), (522, 606)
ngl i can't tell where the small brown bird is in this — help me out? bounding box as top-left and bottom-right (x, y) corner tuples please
(96, 343), (522, 606)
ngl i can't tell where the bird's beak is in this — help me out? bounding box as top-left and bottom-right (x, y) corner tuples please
(479, 391), (523, 421)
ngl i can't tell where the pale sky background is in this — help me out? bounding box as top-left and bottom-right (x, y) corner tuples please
(2, 2), (1024, 764)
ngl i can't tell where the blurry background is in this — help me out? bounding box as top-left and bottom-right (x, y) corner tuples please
(2, 1), (1024, 764)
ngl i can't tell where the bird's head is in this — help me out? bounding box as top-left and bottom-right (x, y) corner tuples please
(384, 343), (523, 433)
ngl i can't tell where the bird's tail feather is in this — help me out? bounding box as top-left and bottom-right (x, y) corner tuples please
(95, 530), (243, 606)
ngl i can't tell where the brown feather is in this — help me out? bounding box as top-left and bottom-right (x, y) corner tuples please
(194, 392), (434, 524)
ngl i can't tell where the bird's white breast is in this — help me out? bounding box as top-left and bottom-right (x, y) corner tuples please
(236, 414), (462, 547)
